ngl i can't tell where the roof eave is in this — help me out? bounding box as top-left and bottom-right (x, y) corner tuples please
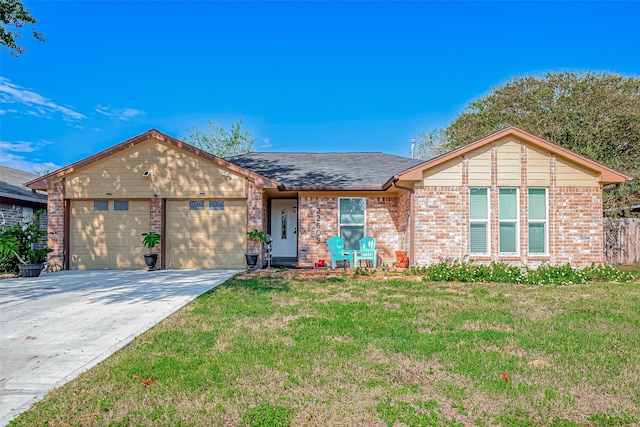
(278, 184), (386, 192)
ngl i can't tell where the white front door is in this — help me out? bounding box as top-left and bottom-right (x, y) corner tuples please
(271, 199), (297, 257)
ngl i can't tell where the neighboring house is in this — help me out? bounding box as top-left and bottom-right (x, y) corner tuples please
(27, 126), (630, 270)
(0, 165), (48, 229)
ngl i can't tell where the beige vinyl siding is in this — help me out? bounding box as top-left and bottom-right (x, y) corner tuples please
(467, 145), (491, 186)
(423, 158), (462, 186)
(497, 139), (521, 186)
(165, 200), (246, 269)
(70, 200), (149, 269)
(526, 144), (550, 186)
(64, 138), (245, 199)
(556, 157), (600, 187)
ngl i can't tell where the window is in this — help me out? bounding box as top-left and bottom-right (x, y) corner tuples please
(93, 200), (109, 211)
(339, 198), (365, 250)
(189, 200), (204, 211)
(528, 188), (547, 254)
(469, 188), (489, 254)
(499, 188), (518, 254)
(114, 200), (129, 211)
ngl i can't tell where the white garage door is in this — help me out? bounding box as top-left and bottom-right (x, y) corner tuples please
(166, 200), (246, 269)
(71, 200), (150, 269)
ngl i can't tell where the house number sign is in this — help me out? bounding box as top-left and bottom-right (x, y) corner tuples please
(315, 208), (322, 243)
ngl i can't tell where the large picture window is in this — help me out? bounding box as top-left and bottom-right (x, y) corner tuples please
(528, 188), (547, 254)
(469, 188), (489, 254)
(499, 188), (519, 254)
(339, 198), (365, 250)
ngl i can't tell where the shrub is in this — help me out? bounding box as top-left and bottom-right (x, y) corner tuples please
(0, 210), (52, 273)
(404, 259), (635, 285)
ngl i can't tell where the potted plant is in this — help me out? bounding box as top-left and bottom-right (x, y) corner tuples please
(0, 210), (52, 277)
(141, 231), (162, 271)
(246, 229), (267, 269)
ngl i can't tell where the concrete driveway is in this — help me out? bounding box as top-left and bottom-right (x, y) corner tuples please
(0, 269), (240, 426)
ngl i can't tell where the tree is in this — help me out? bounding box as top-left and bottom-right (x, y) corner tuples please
(0, 0), (45, 56)
(414, 126), (450, 160)
(183, 119), (255, 158)
(416, 72), (640, 212)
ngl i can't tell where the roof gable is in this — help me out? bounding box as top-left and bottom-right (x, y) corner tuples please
(27, 130), (278, 190)
(396, 126), (630, 185)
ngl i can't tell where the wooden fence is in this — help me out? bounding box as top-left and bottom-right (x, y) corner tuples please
(604, 218), (640, 265)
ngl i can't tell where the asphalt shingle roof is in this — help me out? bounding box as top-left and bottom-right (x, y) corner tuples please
(0, 166), (47, 204)
(226, 152), (423, 189)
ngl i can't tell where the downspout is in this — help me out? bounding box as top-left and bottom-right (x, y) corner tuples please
(391, 176), (415, 268)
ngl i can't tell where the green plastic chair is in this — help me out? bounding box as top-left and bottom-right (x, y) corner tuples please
(354, 236), (377, 268)
(327, 236), (351, 269)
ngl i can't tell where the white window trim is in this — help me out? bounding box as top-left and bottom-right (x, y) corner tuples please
(338, 197), (366, 248)
(499, 187), (519, 255)
(469, 188), (490, 255)
(528, 187), (548, 255)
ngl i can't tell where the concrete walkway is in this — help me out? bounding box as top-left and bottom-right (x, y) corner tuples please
(0, 269), (240, 426)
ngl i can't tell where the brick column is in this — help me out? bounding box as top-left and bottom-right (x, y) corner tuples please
(47, 180), (65, 270)
(246, 180), (264, 254)
(149, 198), (164, 267)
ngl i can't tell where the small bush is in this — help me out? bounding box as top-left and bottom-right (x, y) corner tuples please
(404, 259), (635, 285)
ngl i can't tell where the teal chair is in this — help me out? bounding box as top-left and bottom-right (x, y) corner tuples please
(327, 236), (352, 269)
(354, 236), (377, 268)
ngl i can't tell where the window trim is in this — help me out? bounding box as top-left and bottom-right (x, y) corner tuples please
(338, 197), (366, 250)
(498, 187), (519, 255)
(469, 187), (490, 255)
(528, 187), (548, 255)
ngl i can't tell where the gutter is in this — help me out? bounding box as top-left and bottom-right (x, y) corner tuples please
(277, 184), (386, 192)
(391, 175), (415, 269)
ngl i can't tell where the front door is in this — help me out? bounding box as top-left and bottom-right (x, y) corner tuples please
(271, 199), (297, 258)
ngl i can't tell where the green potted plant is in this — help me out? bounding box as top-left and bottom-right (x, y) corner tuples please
(246, 229), (267, 269)
(0, 210), (52, 277)
(141, 231), (162, 271)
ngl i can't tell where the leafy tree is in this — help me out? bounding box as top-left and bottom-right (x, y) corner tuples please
(183, 119), (255, 158)
(0, 0), (45, 56)
(414, 126), (450, 160)
(417, 72), (640, 212)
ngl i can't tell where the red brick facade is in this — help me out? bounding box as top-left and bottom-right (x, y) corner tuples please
(246, 180), (265, 254)
(413, 186), (469, 265)
(296, 195), (407, 268)
(149, 198), (163, 266)
(298, 196), (339, 267)
(47, 179), (65, 269)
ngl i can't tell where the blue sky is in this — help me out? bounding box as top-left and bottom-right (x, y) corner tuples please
(1, 1), (639, 174)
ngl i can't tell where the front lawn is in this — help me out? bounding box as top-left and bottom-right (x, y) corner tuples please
(11, 274), (640, 426)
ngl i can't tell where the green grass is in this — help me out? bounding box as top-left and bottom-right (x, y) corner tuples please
(10, 273), (640, 426)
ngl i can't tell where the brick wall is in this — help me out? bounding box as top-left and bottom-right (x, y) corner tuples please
(297, 195), (405, 268)
(246, 180), (264, 254)
(366, 197), (402, 265)
(298, 196), (338, 267)
(47, 180), (65, 268)
(548, 186), (603, 266)
(409, 146), (606, 268)
(149, 198), (163, 266)
(413, 186), (468, 265)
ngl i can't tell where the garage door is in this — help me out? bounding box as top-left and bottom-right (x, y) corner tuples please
(166, 200), (246, 269)
(71, 200), (150, 269)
